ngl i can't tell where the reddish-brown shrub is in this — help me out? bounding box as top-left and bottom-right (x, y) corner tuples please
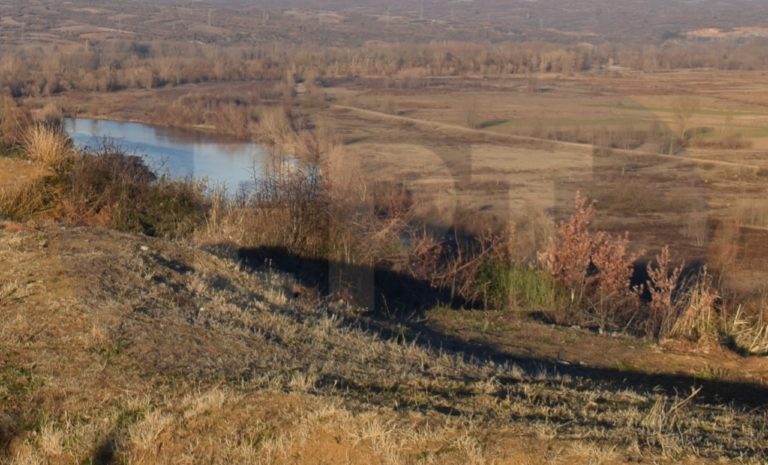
(539, 192), (640, 329)
(591, 231), (641, 330)
(539, 192), (594, 299)
(646, 246), (684, 337)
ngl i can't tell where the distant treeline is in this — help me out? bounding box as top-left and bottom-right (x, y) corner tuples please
(2, 38), (768, 97)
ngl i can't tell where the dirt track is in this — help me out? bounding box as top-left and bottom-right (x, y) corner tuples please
(332, 104), (762, 171)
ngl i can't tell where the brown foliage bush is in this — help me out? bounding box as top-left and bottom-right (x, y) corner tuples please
(0, 177), (53, 222)
(539, 192), (640, 330)
(646, 246), (684, 337)
(162, 93), (265, 137)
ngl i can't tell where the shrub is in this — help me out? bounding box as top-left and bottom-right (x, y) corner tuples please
(538, 192), (640, 329)
(0, 96), (32, 151)
(2, 141), (207, 239)
(727, 307), (768, 355)
(538, 192), (594, 302)
(39, 103), (64, 127)
(645, 246), (684, 338)
(590, 231), (641, 330)
(60, 149), (206, 237)
(474, 258), (514, 310)
(141, 181), (208, 238)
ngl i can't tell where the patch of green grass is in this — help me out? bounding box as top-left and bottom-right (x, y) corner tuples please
(0, 363), (45, 400)
(476, 118), (510, 129)
(614, 360), (637, 372)
(115, 406), (147, 430)
(475, 260), (564, 311)
(588, 103), (763, 117)
(0, 147), (25, 159)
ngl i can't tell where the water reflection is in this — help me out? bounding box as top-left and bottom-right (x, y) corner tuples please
(64, 118), (266, 193)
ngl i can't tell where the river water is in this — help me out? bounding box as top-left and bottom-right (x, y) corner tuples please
(64, 118), (267, 193)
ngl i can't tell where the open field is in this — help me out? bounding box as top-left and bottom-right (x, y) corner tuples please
(52, 69), (768, 295)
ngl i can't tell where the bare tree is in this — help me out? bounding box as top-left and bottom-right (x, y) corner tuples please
(672, 95), (700, 141)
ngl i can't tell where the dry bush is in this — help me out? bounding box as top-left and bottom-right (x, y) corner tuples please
(2, 142), (207, 238)
(539, 192), (640, 329)
(539, 192), (595, 298)
(257, 106), (301, 152)
(590, 232), (641, 330)
(38, 102), (64, 127)
(672, 96), (700, 141)
(22, 124), (74, 172)
(164, 93), (262, 137)
(403, 228), (510, 308)
(205, 115), (412, 269)
(646, 249), (721, 343)
(58, 147), (207, 237)
(0, 95), (32, 150)
(200, 120), (521, 311)
(203, 144), (404, 270)
(646, 246), (684, 338)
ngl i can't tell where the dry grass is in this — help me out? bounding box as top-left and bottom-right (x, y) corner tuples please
(669, 270), (719, 343)
(728, 307), (768, 355)
(22, 124), (73, 172)
(0, 178), (51, 222)
(1, 226), (765, 464)
(0, 96), (31, 150)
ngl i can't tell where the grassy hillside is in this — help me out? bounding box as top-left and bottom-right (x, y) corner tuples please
(0, 224), (766, 464)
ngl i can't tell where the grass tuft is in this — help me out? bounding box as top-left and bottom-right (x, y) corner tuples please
(22, 124), (73, 172)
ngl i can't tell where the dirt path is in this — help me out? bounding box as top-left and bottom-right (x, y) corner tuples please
(427, 309), (768, 388)
(332, 104), (762, 171)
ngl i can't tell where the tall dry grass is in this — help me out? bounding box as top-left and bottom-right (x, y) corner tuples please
(728, 306), (768, 355)
(22, 124), (73, 172)
(669, 269), (719, 343)
(0, 177), (52, 222)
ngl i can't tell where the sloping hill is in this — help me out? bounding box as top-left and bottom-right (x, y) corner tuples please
(0, 224), (766, 464)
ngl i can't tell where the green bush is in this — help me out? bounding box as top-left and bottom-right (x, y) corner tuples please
(65, 151), (207, 238)
(139, 180), (207, 238)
